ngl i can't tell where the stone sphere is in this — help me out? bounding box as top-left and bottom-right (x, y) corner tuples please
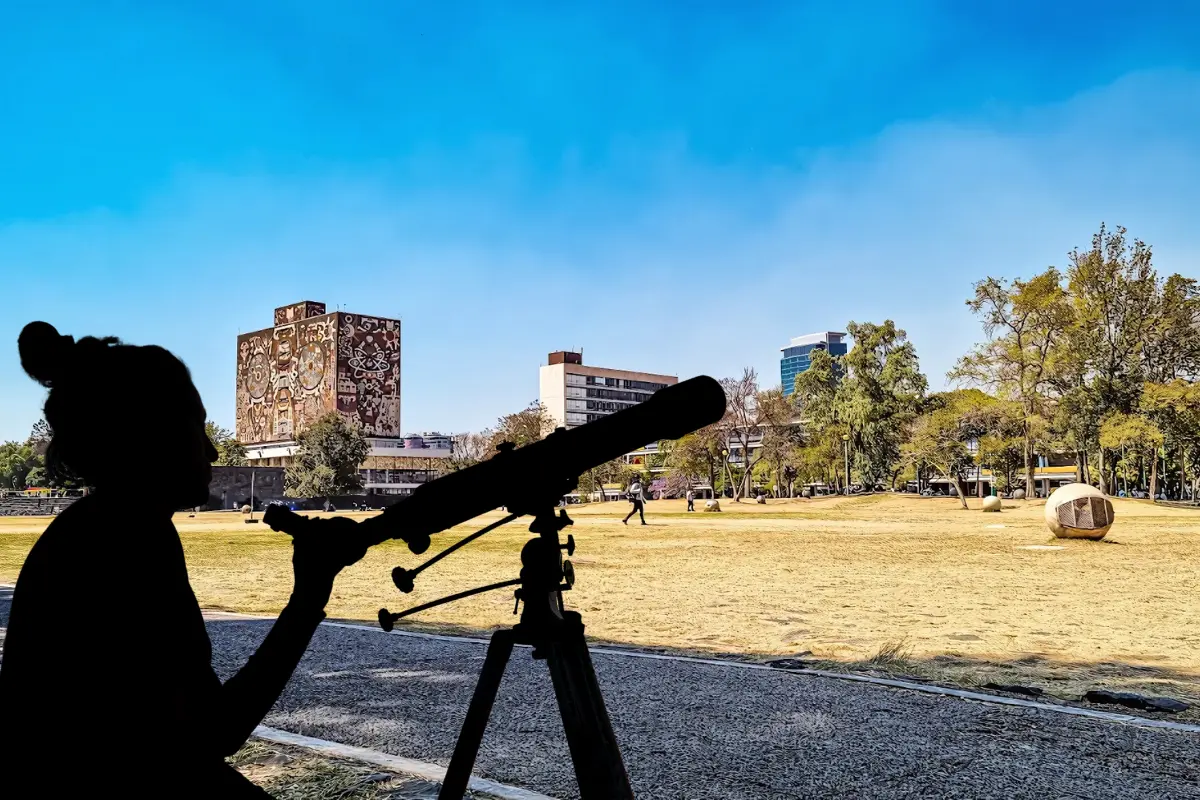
(982, 495), (1001, 512)
(703, 499), (722, 512)
(241, 504), (252, 514)
(1045, 483), (1113, 540)
(1012, 488), (1026, 500)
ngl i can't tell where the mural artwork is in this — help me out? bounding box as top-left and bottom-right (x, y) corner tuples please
(236, 313), (338, 445)
(236, 306), (401, 445)
(274, 301), (327, 327)
(337, 313), (401, 438)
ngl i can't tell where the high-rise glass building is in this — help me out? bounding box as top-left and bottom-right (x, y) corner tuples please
(780, 331), (847, 395)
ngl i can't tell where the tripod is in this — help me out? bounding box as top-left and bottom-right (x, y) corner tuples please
(437, 507), (634, 800)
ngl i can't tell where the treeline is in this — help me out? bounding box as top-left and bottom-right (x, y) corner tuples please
(662, 224), (1200, 504)
(448, 223), (1199, 504)
(0, 420), (246, 492)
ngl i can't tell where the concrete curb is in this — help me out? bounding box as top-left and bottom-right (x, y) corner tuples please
(253, 725), (557, 800)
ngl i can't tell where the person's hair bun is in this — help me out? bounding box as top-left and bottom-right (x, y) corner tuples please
(19, 321), (75, 387)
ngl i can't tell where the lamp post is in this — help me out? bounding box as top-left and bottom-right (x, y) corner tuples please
(842, 434), (850, 495)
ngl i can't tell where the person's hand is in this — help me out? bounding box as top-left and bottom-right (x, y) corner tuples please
(289, 516), (369, 612)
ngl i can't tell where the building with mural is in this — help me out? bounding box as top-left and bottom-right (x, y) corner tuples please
(236, 301), (447, 496)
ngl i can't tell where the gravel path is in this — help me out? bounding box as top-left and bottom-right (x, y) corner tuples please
(209, 616), (1200, 799)
(3, 587), (1199, 798)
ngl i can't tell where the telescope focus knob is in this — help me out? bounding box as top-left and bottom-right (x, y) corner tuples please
(560, 534), (576, 556)
(392, 567), (416, 593)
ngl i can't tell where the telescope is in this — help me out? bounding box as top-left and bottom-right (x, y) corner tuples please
(265, 374), (726, 552)
(263, 374), (726, 800)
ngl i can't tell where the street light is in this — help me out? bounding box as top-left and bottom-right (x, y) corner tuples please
(842, 434), (850, 495)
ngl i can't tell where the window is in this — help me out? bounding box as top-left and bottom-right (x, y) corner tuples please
(585, 387), (646, 402)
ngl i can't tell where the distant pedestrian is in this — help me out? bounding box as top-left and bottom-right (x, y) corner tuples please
(686, 488), (695, 512)
(623, 479), (647, 525)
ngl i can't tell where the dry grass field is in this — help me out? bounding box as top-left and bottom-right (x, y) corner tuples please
(3, 494), (1199, 713)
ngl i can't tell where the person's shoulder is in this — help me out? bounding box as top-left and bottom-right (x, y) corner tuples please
(34, 494), (143, 560)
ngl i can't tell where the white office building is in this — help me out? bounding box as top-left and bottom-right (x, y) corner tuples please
(538, 351), (678, 429)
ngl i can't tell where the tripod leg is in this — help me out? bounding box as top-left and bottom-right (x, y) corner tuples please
(544, 613), (634, 800)
(439, 630), (515, 800)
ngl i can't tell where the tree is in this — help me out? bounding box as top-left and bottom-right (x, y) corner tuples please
(1057, 224), (1160, 491)
(488, 401), (555, 452)
(976, 433), (1024, 494)
(205, 421), (247, 467)
(577, 458), (634, 501)
(27, 419), (52, 457)
(795, 425), (848, 493)
(758, 418), (804, 497)
(839, 321), (927, 488)
(1141, 381), (1200, 500)
(662, 424), (725, 497)
(0, 442), (39, 489)
(952, 269), (1073, 497)
(717, 371), (791, 501)
(448, 431), (492, 471)
(285, 413), (370, 499)
(1099, 412), (1165, 498)
(903, 390), (997, 509)
(1145, 273), (1200, 383)
(24, 465), (48, 489)
(795, 321), (927, 491)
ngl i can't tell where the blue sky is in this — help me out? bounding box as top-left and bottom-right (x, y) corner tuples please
(3, 1), (1200, 441)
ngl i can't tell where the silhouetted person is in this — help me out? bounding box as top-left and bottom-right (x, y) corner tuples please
(623, 479), (647, 525)
(0, 322), (368, 798)
(686, 487), (695, 512)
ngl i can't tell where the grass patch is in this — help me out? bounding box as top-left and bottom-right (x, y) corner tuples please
(864, 639), (917, 671)
(4, 495), (1200, 717)
(231, 738), (495, 799)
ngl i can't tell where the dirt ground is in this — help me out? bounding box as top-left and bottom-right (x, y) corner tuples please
(3, 494), (1198, 711)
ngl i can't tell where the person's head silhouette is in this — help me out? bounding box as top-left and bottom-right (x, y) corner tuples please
(19, 321), (218, 510)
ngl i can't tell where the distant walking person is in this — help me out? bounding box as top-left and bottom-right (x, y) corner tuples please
(1, 322), (370, 798)
(686, 487), (695, 512)
(623, 478), (647, 525)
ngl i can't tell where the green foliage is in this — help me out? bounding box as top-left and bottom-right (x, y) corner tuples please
(576, 458), (633, 499)
(488, 401), (555, 452)
(1141, 381), (1200, 433)
(0, 442), (40, 489)
(1065, 224), (1159, 417)
(952, 268), (1073, 493)
(285, 413), (370, 498)
(24, 465), (48, 488)
(949, 223), (1200, 496)
(795, 321), (927, 489)
(1146, 273), (1200, 381)
(1099, 412), (1165, 452)
(904, 389), (998, 507)
(662, 424), (725, 492)
(205, 421), (247, 466)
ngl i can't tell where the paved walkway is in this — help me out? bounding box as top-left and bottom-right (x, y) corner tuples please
(3, 587), (1199, 798)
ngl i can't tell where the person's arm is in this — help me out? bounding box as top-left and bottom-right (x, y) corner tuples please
(199, 517), (367, 757)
